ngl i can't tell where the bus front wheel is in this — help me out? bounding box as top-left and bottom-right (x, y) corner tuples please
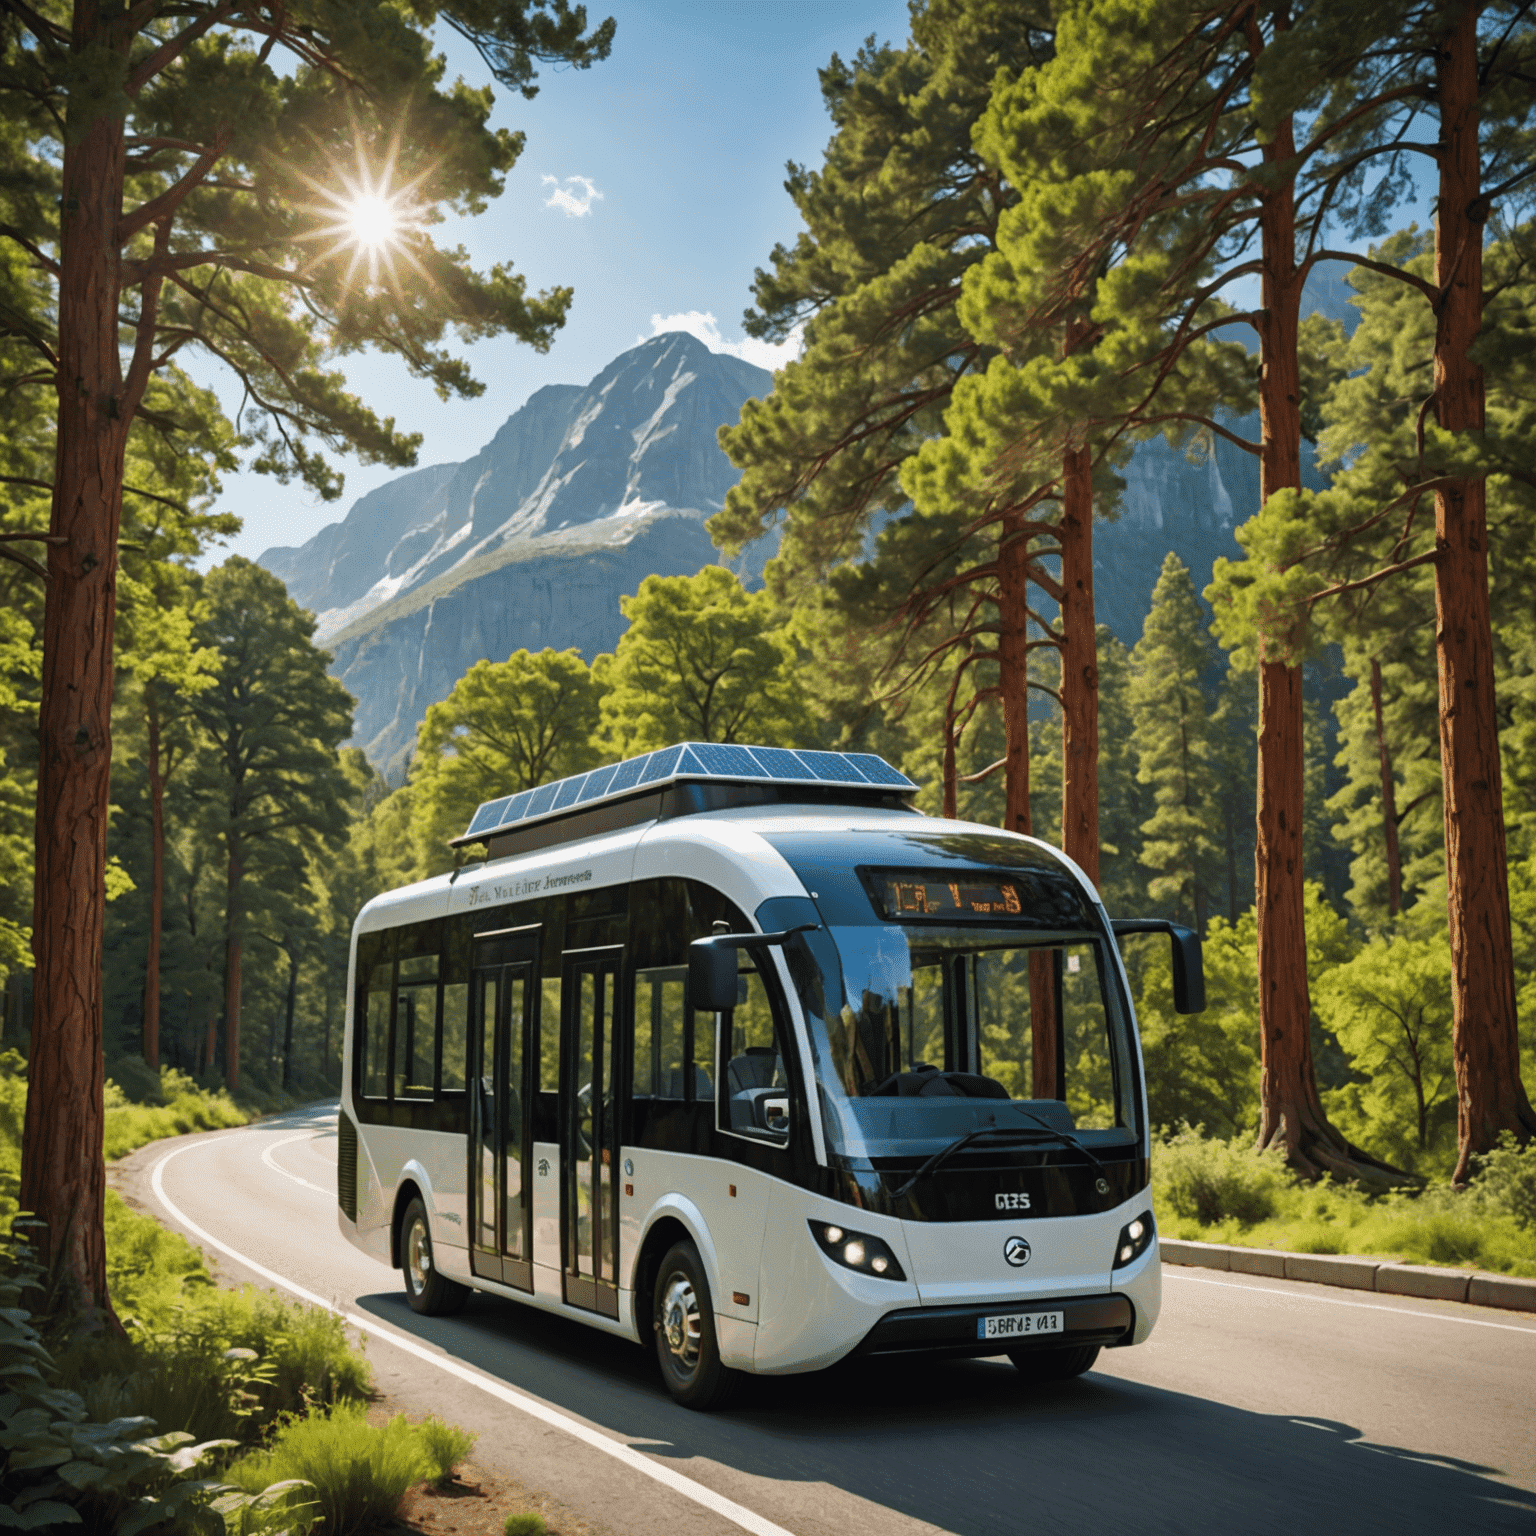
(400, 1197), (469, 1317)
(653, 1241), (741, 1410)
(1008, 1343), (1099, 1381)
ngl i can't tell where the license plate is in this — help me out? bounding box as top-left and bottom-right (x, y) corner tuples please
(978, 1310), (1064, 1341)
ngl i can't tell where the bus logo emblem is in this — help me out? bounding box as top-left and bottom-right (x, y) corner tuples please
(1003, 1236), (1031, 1268)
(537, 1158), (550, 1177)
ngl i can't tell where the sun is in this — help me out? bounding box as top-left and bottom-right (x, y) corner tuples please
(292, 136), (432, 299)
(344, 192), (404, 252)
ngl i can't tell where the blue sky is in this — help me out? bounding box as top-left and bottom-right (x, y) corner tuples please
(209, 0), (914, 561)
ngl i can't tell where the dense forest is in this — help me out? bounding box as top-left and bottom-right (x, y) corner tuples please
(4, 0), (1536, 1326)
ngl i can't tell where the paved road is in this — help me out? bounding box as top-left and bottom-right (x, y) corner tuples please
(113, 1104), (1536, 1536)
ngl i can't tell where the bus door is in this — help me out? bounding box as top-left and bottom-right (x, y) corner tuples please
(560, 946), (623, 1318)
(469, 925), (538, 1293)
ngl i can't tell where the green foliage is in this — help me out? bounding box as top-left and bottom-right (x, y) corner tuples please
(417, 1416), (477, 1487)
(1154, 1127), (1296, 1227)
(225, 1405), (434, 1536)
(409, 648), (603, 875)
(504, 1514), (547, 1536)
(1128, 554), (1223, 929)
(597, 568), (806, 756)
(1475, 1133), (1536, 1233)
(1315, 930), (1457, 1163)
(1155, 1138), (1536, 1277)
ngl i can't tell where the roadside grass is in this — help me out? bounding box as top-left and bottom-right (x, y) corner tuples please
(1153, 1127), (1536, 1276)
(226, 1403), (478, 1536)
(504, 1515), (547, 1536)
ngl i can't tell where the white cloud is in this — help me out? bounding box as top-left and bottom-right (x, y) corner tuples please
(643, 309), (803, 373)
(541, 174), (603, 217)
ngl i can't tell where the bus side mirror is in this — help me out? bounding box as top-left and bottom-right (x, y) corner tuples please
(1110, 919), (1206, 1014)
(688, 941), (741, 1013)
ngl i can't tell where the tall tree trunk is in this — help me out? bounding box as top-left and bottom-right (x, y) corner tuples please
(998, 509), (1058, 1094)
(999, 510), (1031, 838)
(224, 830), (242, 1092)
(1434, 7), (1535, 1180)
(1250, 107), (1395, 1182)
(281, 944), (298, 1092)
(21, 29), (129, 1317)
(1369, 658), (1403, 917)
(142, 688), (163, 1069)
(1058, 444), (1100, 886)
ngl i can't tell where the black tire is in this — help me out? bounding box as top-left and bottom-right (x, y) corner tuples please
(1008, 1343), (1100, 1381)
(400, 1197), (469, 1316)
(652, 1240), (742, 1410)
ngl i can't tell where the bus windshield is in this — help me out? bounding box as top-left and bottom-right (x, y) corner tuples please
(760, 833), (1141, 1163)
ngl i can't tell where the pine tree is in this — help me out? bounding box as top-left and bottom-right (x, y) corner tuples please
(1129, 555), (1223, 931)
(190, 560), (354, 1094)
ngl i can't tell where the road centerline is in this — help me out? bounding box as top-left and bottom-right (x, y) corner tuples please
(150, 1135), (796, 1536)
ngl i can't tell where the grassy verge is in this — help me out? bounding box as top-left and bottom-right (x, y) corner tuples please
(1153, 1127), (1536, 1277)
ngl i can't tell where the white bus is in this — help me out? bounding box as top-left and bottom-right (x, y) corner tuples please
(337, 742), (1203, 1409)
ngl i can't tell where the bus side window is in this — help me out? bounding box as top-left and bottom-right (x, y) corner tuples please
(396, 954), (437, 1098)
(634, 969), (688, 1099)
(363, 963), (391, 1099)
(439, 982), (468, 1091)
(540, 976), (561, 1091)
(721, 961), (790, 1143)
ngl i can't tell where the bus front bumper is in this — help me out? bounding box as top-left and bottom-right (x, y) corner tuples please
(852, 1293), (1134, 1360)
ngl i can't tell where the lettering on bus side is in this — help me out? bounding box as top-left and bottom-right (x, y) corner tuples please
(994, 1192), (1032, 1211)
(467, 868), (593, 907)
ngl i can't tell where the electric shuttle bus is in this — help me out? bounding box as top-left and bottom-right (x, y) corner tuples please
(336, 742), (1204, 1408)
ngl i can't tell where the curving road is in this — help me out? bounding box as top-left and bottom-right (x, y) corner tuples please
(112, 1104), (1536, 1536)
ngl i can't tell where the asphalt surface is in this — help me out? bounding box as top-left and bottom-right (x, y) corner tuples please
(112, 1103), (1536, 1536)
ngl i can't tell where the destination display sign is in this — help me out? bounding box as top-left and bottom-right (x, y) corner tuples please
(864, 870), (1026, 922)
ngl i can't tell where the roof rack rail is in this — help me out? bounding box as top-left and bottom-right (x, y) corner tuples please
(452, 742), (918, 849)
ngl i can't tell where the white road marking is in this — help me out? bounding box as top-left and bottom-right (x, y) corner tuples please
(1165, 1268), (1536, 1334)
(151, 1138), (795, 1536)
(260, 1133), (333, 1195)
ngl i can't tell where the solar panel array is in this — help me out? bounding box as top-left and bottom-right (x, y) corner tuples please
(460, 742), (918, 843)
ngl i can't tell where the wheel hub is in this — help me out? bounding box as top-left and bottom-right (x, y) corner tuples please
(659, 1273), (701, 1367)
(407, 1218), (432, 1290)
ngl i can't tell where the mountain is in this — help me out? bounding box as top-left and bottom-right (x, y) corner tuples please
(259, 333), (774, 779)
(262, 272), (1357, 780)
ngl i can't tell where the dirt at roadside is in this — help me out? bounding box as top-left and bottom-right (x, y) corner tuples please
(396, 1459), (603, 1536)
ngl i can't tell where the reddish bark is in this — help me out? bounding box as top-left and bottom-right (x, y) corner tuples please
(142, 687), (163, 1069)
(1249, 100), (1396, 1182)
(998, 509), (1031, 838)
(1369, 658), (1403, 917)
(21, 26), (130, 1315)
(224, 830), (242, 1092)
(1432, 8), (1535, 1180)
(1058, 443), (1100, 886)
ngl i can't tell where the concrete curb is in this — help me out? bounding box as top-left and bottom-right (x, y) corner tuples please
(1159, 1237), (1536, 1314)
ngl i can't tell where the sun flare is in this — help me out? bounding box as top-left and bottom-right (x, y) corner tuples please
(344, 192), (404, 252)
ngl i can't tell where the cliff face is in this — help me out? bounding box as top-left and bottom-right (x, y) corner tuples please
(262, 280), (1354, 779)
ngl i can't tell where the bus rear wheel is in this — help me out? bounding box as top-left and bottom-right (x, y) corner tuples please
(653, 1241), (741, 1410)
(1008, 1344), (1099, 1381)
(401, 1197), (469, 1317)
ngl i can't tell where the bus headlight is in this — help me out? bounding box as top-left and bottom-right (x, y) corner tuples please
(809, 1221), (906, 1281)
(1113, 1211), (1155, 1269)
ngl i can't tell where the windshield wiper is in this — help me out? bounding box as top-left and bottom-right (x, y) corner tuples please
(890, 1113), (1109, 1200)
(891, 1126), (1058, 1199)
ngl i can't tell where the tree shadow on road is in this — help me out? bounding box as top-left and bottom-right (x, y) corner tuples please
(355, 1290), (1535, 1536)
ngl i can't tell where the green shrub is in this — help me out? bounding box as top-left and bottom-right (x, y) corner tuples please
(227, 1404), (432, 1536)
(1477, 1132), (1536, 1231)
(504, 1514), (547, 1536)
(418, 1414), (477, 1486)
(1153, 1125), (1295, 1226)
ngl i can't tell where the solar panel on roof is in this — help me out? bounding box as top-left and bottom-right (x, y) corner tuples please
(750, 746), (817, 780)
(690, 742), (768, 777)
(466, 797), (511, 836)
(845, 753), (917, 789)
(524, 782), (558, 819)
(608, 754), (649, 793)
(457, 740), (918, 845)
(639, 745), (683, 783)
(794, 749), (870, 783)
(577, 764), (618, 802)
